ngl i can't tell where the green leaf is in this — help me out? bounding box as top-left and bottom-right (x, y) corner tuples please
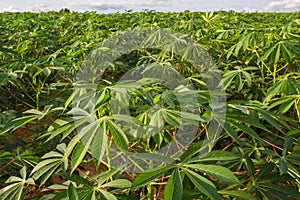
(244, 154), (255, 180)
(228, 114), (267, 131)
(130, 153), (175, 163)
(279, 158), (288, 175)
(185, 164), (240, 183)
(44, 124), (74, 142)
(283, 137), (293, 155)
(43, 67), (51, 77)
(67, 183), (79, 200)
(30, 158), (62, 176)
(219, 72), (237, 90)
(268, 96), (297, 112)
(111, 114), (145, 126)
(59, 172), (93, 186)
(102, 179), (132, 188)
(20, 166), (26, 179)
(279, 98), (297, 114)
(71, 141), (88, 172)
(258, 43), (278, 63)
(164, 168), (183, 200)
(180, 141), (206, 162)
(274, 43), (281, 64)
(165, 110), (182, 127)
(0, 182), (23, 200)
(285, 129), (300, 137)
(184, 168), (218, 200)
(32, 161), (61, 184)
(167, 109), (201, 122)
(65, 120), (98, 157)
(99, 189), (117, 200)
(91, 127), (107, 168)
(132, 164), (175, 188)
(253, 108), (281, 129)
(197, 150), (240, 162)
(148, 109), (165, 135)
(0, 73), (9, 86)
(218, 189), (256, 200)
(286, 150), (300, 165)
(107, 120), (128, 151)
(0, 46), (18, 56)
(265, 79), (286, 102)
(223, 122), (239, 144)
(95, 168), (121, 185)
(5, 176), (23, 184)
(0, 115), (37, 135)
(228, 120), (261, 141)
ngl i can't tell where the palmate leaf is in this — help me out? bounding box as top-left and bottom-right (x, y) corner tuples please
(184, 164), (240, 183)
(59, 172), (93, 186)
(183, 168), (218, 200)
(68, 119), (109, 172)
(71, 141), (88, 173)
(65, 120), (99, 158)
(99, 189), (117, 200)
(0, 182), (24, 200)
(132, 164), (175, 188)
(286, 150), (300, 165)
(130, 152), (175, 163)
(227, 120), (262, 141)
(0, 72), (9, 86)
(195, 150), (240, 162)
(30, 144), (66, 185)
(0, 167), (35, 200)
(244, 154), (255, 180)
(164, 168), (183, 200)
(148, 109), (165, 136)
(91, 125), (107, 168)
(250, 106), (282, 129)
(258, 43), (278, 63)
(228, 112), (268, 131)
(223, 122), (239, 143)
(254, 163), (298, 198)
(101, 179), (132, 188)
(180, 141), (207, 162)
(40, 117), (87, 143)
(1, 11), (300, 200)
(218, 189), (256, 200)
(164, 109), (182, 127)
(219, 67), (257, 91)
(269, 95), (299, 114)
(67, 183), (79, 200)
(0, 115), (37, 136)
(94, 167), (121, 185)
(259, 40), (296, 65)
(107, 119), (128, 151)
(265, 77), (299, 102)
(32, 160), (63, 185)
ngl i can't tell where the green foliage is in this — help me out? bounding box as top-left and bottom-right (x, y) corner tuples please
(0, 10), (300, 199)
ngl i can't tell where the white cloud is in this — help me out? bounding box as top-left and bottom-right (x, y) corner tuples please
(30, 4), (51, 12)
(266, 0), (300, 11)
(67, 1), (170, 11)
(1, 5), (20, 12)
(67, 2), (124, 10)
(242, 7), (259, 12)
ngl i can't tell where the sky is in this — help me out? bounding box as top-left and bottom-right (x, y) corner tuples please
(0, 0), (299, 13)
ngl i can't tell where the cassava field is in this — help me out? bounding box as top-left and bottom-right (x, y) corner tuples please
(0, 10), (300, 199)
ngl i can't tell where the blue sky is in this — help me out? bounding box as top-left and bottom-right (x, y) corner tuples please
(0, 0), (299, 12)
